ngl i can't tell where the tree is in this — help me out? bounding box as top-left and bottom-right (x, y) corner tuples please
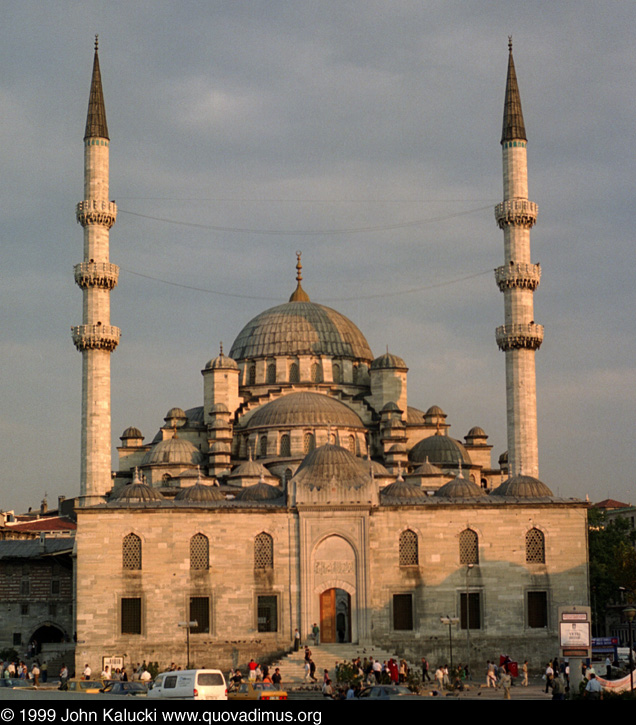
(588, 507), (636, 636)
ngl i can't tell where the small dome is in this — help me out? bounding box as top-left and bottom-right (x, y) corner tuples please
(293, 444), (370, 491)
(369, 459), (392, 478)
(142, 437), (205, 466)
(121, 426), (143, 440)
(174, 482), (224, 503)
(381, 401), (401, 413)
(426, 405), (446, 417)
(411, 457), (443, 476)
(238, 481), (284, 501)
(409, 434), (472, 468)
(246, 392), (365, 430)
(491, 474), (554, 498)
(434, 474), (486, 499)
(371, 352), (407, 370)
(165, 407), (186, 420)
(381, 479), (426, 500)
(209, 402), (230, 414)
(228, 459), (271, 480)
(467, 426), (487, 438)
(113, 481), (165, 503)
(205, 352), (239, 370)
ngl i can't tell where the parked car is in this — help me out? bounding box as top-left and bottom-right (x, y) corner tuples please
(356, 685), (421, 700)
(228, 682), (288, 701)
(100, 681), (148, 696)
(147, 670), (227, 701)
(66, 679), (106, 694)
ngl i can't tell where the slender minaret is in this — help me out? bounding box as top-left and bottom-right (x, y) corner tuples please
(495, 39), (543, 479)
(72, 37), (120, 505)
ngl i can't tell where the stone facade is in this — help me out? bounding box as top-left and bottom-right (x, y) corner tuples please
(71, 42), (590, 676)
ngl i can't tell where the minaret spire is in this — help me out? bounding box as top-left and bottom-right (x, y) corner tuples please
(84, 35), (109, 141)
(72, 38), (120, 504)
(501, 37), (526, 145)
(494, 40), (543, 479)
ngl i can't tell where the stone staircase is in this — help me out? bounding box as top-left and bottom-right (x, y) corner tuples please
(271, 642), (418, 688)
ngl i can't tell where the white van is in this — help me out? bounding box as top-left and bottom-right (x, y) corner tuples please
(147, 669), (227, 700)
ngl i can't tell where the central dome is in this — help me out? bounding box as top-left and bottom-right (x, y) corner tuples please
(229, 300), (373, 362)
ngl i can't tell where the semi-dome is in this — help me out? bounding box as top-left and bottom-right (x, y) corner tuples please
(245, 392), (365, 430)
(142, 437), (205, 466)
(434, 474), (486, 499)
(230, 301), (373, 362)
(293, 443), (370, 491)
(409, 434), (472, 468)
(491, 474), (554, 498)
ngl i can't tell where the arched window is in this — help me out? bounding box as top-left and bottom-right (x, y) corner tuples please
(311, 362), (322, 383)
(254, 532), (273, 569)
(332, 363), (341, 383)
(459, 529), (479, 565)
(526, 528), (545, 564)
(399, 529), (419, 566)
(259, 435), (268, 457)
(266, 364), (276, 384)
(190, 533), (209, 570)
(352, 365), (358, 384)
(122, 534), (142, 570)
(289, 363), (300, 383)
(348, 435), (356, 455)
(280, 434), (291, 457)
(303, 431), (315, 454)
(248, 364), (256, 385)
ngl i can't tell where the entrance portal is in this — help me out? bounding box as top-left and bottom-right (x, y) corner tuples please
(319, 588), (351, 643)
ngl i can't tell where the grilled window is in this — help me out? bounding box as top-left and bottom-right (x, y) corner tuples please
(526, 528), (545, 564)
(459, 529), (479, 565)
(303, 432), (315, 454)
(257, 595), (278, 632)
(122, 534), (142, 570)
(266, 364), (276, 384)
(121, 598), (142, 634)
(311, 363), (322, 383)
(259, 435), (268, 457)
(189, 597), (210, 634)
(280, 434), (291, 457)
(527, 591), (548, 628)
(248, 365), (256, 385)
(289, 363), (300, 383)
(332, 364), (341, 383)
(399, 530), (419, 566)
(460, 592), (481, 630)
(190, 534), (209, 570)
(254, 533), (273, 569)
(392, 594), (413, 631)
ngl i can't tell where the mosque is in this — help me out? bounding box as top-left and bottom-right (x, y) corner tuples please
(72, 39), (589, 671)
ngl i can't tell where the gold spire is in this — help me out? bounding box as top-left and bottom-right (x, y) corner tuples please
(289, 251), (310, 302)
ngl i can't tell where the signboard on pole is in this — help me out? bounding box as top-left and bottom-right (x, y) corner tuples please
(558, 605), (592, 658)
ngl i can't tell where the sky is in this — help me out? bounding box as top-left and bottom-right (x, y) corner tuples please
(1, 1), (635, 514)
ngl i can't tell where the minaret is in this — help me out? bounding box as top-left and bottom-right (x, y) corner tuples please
(72, 37), (120, 504)
(495, 39), (543, 479)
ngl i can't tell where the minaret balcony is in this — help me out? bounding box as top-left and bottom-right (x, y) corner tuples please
(72, 324), (121, 352)
(74, 262), (119, 290)
(76, 200), (117, 228)
(496, 323), (544, 351)
(495, 199), (538, 229)
(495, 262), (541, 291)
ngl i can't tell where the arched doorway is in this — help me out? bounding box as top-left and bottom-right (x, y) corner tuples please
(320, 588), (351, 643)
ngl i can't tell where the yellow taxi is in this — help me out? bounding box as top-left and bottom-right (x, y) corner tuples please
(228, 682), (287, 701)
(65, 679), (106, 694)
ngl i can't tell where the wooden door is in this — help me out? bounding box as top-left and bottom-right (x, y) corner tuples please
(320, 589), (336, 643)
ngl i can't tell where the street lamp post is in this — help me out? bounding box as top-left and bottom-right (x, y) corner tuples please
(623, 607), (636, 693)
(440, 616), (459, 672)
(178, 620), (198, 669)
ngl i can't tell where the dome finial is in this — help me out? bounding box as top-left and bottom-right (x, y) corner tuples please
(219, 342), (224, 357)
(289, 251), (310, 302)
(508, 35), (512, 52)
(95, 34), (99, 51)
